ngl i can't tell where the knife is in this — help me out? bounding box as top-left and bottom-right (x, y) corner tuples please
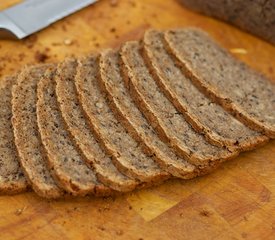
(0, 0), (98, 40)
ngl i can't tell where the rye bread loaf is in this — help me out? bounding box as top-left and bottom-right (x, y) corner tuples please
(75, 55), (170, 183)
(37, 67), (114, 197)
(143, 30), (269, 151)
(164, 28), (275, 138)
(179, 0), (275, 45)
(55, 58), (138, 192)
(99, 49), (199, 179)
(120, 41), (238, 168)
(0, 75), (28, 194)
(12, 65), (64, 199)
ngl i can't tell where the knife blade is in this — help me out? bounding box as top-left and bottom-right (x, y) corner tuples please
(0, 0), (98, 40)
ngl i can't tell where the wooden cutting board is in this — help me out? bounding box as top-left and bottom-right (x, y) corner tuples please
(0, 0), (274, 239)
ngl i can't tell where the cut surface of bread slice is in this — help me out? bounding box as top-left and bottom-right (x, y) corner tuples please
(12, 65), (64, 199)
(0, 75), (28, 194)
(55, 58), (138, 192)
(75, 55), (170, 183)
(164, 28), (275, 138)
(37, 67), (113, 197)
(143, 30), (268, 151)
(121, 41), (238, 168)
(99, 49), (197, 179)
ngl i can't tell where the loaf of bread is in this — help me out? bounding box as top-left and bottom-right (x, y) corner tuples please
(0, 27), (273, 199)
(180, 0), (275, 45)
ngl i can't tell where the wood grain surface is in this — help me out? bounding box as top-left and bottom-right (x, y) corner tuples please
(0, 0), (275, 239)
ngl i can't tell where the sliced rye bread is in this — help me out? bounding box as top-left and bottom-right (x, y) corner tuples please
(12, 65), (64, 199)
(120, 41), (238, 169)
(0, 75), (28, 194)
(99, 49), (200, 179)
(55, 58), (138, 192)
(142, 30), (269, 151)
(164, 28), (275, 138)
(37, 67), (114, 197)
(75, 55), (170, 183)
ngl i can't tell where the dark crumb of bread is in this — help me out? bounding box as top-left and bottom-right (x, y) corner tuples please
(110, 27), (116, 33)
(199, 209), (212, 217)
(34, 51), (49, 63)
(18, 53), (26, 61)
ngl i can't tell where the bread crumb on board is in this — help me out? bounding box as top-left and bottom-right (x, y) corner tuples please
(14, 206), (27, 216)
(34, 51), (49, 63)
(64, 38), (74, 46)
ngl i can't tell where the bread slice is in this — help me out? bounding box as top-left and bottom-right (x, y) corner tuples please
(120, 41), (238, 169)
(55, 58), (138, 192)
(143, 30), (269, 151)
(12, 65), (64, 199)
(0, 75), (28, 194)
(99, 49), (200, 179)
(75, 55), (170, 183)
(164, 28), (275, 138)
(37, 67), (114, 197)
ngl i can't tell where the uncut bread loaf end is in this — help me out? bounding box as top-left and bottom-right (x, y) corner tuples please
(179, 0), (275, 45)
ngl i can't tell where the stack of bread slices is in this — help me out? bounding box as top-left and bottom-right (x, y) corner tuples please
(0, 28), (274, 199)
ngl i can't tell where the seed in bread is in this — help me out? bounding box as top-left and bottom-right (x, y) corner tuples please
(75, 55), (170, 183)
(164, 28), (275, 138)
(12, 65), (64, 199)
(55, 58), (139, 192)
(0, 75), (28, 194)
(120, 41), (238, 168)
(37, 67), (114, 197)
(143, 29), (268, 151)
